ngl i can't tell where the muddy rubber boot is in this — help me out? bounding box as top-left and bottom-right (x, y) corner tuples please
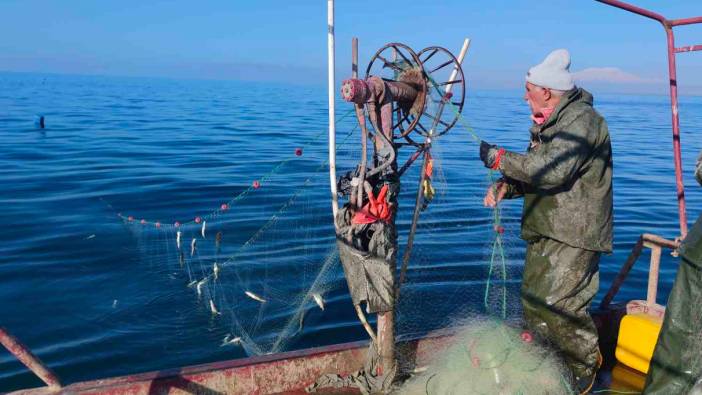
(576, 350), (602, 395)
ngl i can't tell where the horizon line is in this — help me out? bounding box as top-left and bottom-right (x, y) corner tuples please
(2, 69), (700, 99)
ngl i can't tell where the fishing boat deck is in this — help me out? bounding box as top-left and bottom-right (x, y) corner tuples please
(8, 304), (648, 395)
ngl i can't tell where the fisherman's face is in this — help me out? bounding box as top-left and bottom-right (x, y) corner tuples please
(524, 82), (549, 115)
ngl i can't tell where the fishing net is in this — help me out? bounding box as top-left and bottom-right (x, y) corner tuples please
(397, 319), (572, 394)
(110, 55), (575, 393)
(116, 109), (362, 356)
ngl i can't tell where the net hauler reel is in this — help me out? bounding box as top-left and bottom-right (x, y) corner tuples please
(334, 39), (469, 384)
(341, 42), (466, 147)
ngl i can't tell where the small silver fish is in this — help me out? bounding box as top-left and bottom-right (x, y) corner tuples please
(196, 278), (207, 296)
(201, 221), (207, 238)
(221, 334), (242, 347)
(244, 291), (266, 303)
(191, 238), (197, 256)
(312, 293), (325, 311)
(213, 262), (220, 280)
(176, 231), (182, 250)
(209, 299), (220, 315)
(298, 311), (305, 333)
(85, 234), (96, 240)
(187, 280), (197, 288)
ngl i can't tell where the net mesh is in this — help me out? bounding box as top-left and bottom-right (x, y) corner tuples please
(111, 61), (574, 391)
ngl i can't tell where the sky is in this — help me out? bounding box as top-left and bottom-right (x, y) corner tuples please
(1, 0), (701, 95)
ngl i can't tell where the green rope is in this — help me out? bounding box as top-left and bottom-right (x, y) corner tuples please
(425, 81), (510, 317)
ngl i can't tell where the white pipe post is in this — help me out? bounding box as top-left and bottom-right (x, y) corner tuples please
(327, 0), (339, 225)
(445, 38), (471, 95)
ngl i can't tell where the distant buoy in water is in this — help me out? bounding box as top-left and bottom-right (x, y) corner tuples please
(221, 203), (229, 211)
(295, 148), (303, 156)
(195, 216), (202, 224)
(35, 115), (45, 129)
(253, 180), (261, 189)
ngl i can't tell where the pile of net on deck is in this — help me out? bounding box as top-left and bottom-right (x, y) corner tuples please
(398, 319), (572, 394)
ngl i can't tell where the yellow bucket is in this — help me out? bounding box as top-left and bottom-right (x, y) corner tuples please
(615, 301), (665, 374)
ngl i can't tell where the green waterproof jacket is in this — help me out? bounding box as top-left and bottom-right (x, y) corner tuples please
(683, 155), (702, 266)
(500, 88), (613, 252)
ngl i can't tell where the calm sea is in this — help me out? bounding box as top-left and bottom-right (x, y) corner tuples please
(1, 72), (701, 391)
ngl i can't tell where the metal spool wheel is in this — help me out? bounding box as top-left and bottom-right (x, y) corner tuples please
(403, 46), (465, 146)
(365, 43), (427, 140)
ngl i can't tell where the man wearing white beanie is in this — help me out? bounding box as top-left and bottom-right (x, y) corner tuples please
(479, 49), (613, 394)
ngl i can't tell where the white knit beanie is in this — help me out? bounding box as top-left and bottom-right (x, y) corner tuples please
(526, 49), (574, 91)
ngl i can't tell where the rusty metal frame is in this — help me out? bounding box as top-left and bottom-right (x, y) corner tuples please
(600, 233), (679, 310)
(597, 0), (702, 238)
(0, 327), (62, 390)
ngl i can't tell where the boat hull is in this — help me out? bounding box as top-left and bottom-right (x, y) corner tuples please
(10, 306), (631, 395)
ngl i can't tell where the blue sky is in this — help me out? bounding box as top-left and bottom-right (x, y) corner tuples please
(1, 1), (701, 94)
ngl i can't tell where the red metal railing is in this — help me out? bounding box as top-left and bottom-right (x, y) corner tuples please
(597, 0), (702, 238)
(0, 327), (62, 390)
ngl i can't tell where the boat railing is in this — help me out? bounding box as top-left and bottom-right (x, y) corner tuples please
(0, 327), (62, 391)
(600, 233), (680, 312)
(596, 0), (702, 238)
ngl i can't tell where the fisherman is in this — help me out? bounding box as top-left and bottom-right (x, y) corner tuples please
(479, 49), (613, 393)
(643, 152), (702, 394)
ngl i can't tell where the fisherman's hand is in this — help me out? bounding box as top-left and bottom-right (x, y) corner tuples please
(484, 181), (508, 208)
(479, 140), (504, 170)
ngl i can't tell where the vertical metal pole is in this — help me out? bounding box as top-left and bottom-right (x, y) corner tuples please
(353, 38), (368, 209)
(352, 37), (358, 78)
(377, 310), (394, 376)
(377, 38), (395, 377)
(665, 26), (688, 237)
(647, 246), (662, 307)
(0, 327), (62, 389)
(327, 0), (339, 225)
(397, 38), (471, 294)
(447, 39), (471, 95)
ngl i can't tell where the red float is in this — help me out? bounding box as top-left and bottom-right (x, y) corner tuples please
(253, 181), (261, 189)
(221, 203), (229, 210)
(140, 219), (146, 224)
(174, 221), (181, 228)
(155, 222), (161, 228)
(295, 148), (303, 156)
(195, 217), (202, 224)
(471, 356), (480, 368)
(127, 216), (134, 222)
(520, 331), (533, 343)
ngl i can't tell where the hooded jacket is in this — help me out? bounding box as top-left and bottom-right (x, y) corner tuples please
(500, 88), (613, 252)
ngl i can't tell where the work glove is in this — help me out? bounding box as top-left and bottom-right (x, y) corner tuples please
(479, 140), (505, 170)
(336, 170), (356, 197)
